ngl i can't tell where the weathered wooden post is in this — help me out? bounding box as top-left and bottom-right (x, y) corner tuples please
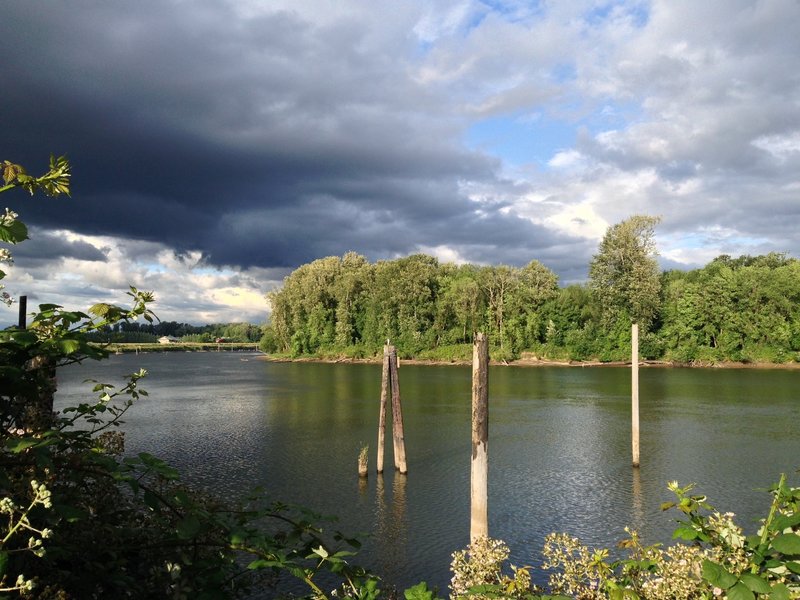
(18, 295), (27, 329)
(376, 345), (390, 474)
(358, 444), (369, 478)
(388, 345), (408, 474)
(470, 332), (489, 541)
(631, 323), (640, 468)
(18, 295), (56, 430)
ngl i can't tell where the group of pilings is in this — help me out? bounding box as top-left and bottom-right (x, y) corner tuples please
(368, 325), (642, 542)
(375, 344), (407, 475)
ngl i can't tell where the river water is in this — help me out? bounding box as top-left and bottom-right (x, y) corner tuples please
(54, 352), (800, 594)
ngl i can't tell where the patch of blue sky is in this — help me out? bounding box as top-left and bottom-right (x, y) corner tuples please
(664, 232), (711, 249)
(581, 99), (644, 135)
(583, 0), (649, 28)
(143, 263), (167, 274)
(476, 0), (545, 24)
(665, 231), (769, 250)
(464, 113), (576, 166)
(465, 96), (643, 167)
(551, 62), (577, 84)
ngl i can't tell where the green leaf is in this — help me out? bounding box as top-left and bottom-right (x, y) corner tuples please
(6, 437), (41, 452)
(468, 584), (501, 594)
(55, 503), (90, 523)
(785, 561), (800, 574)
(0, 219), (28, 243)
(229, 530), (247, 546)
(0, 550), (8, 578)
(769, 583), (790, 600)
(772, 533), (800, 555)
(173, 490), (191, 507)
(772, 513), (800, 530)
(702, 560), (738, 589)
(8, 330), (38, 346)
(176, 515), (202, 539)
(673, 524), (699, 541)
(404, 582), (438, 600)
(727, 582), (755, 600)
(58, 338), (82, 354)
(247, 559), (283, 570)
(739, 572), (771, 594)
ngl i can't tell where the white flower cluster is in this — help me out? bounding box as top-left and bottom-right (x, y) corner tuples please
(12, 574), (36, 593)
(0, 496), (16, 514)
(30, 480), (53, 509)
(1, 207), (18, 226)
(0, 482), (55, 594)
(449, 536), (510, 597)
(0, 208), (18, 305)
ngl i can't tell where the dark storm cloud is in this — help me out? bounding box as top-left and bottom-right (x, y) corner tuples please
(2, 1), (563, 277)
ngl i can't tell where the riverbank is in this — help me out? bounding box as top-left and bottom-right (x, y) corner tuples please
(259, 352), (800, 370)
(101, 342), (260, 353)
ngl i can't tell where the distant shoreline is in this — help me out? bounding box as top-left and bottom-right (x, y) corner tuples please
(102, 342), (260, 353)
(258, 354), (800, 370)
(102, 343), (800, 369)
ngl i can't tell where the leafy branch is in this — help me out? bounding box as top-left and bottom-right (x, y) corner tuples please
(0, 155), (70, 197)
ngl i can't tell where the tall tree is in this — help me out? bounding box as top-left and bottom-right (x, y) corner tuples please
(479, 265), (528, 351)
(333, 251), (371, 347)
(589, 215), (662, 329)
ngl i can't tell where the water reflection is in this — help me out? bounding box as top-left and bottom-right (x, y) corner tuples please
(54, 355), (800, 594)
(369, 472), (409, 590)
(631, 467), (644, 534)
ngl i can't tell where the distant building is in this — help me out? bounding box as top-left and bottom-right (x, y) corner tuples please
(158, 336), (179, 344)
(215, 337), (227, 343)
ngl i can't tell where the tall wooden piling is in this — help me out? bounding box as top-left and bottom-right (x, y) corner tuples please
(377, 345), (390, 473)
(470, 332), (489, 541)
(18, 295), (27, 329)
(388, 345), (408, 474)
(631, 323), (640, 468)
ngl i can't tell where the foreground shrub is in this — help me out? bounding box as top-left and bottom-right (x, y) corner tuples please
(448, 477), (800, 600)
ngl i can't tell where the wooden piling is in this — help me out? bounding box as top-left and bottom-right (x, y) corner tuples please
(388, 345), (407, 474)
(18, 295), (27, 329)
(470, 332), (489, 541)
(631, 323), (640, 468)
(377, 345), (390, 474)
(358, 444), (369, 478)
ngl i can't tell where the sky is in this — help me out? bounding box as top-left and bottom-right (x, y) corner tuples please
(2, 0), (799, 326)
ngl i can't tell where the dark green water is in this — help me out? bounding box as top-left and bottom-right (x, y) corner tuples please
(55, 353), (800, 594)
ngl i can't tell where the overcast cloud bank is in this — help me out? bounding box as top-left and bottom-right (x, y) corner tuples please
(2, 0), (799, 324)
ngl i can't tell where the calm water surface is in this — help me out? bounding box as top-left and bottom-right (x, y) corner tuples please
(55, 353), (800, 594)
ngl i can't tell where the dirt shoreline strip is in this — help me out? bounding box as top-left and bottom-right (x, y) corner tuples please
(257, 355), (800, 370)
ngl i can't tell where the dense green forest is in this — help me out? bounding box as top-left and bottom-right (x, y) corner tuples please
(263, 217), (800, 364)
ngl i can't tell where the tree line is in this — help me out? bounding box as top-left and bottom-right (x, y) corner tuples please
(263, 216), (800, 364)
(88, 320), (264, 343)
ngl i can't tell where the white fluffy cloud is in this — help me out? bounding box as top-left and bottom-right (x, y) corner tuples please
(3, 229), (279, 326)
